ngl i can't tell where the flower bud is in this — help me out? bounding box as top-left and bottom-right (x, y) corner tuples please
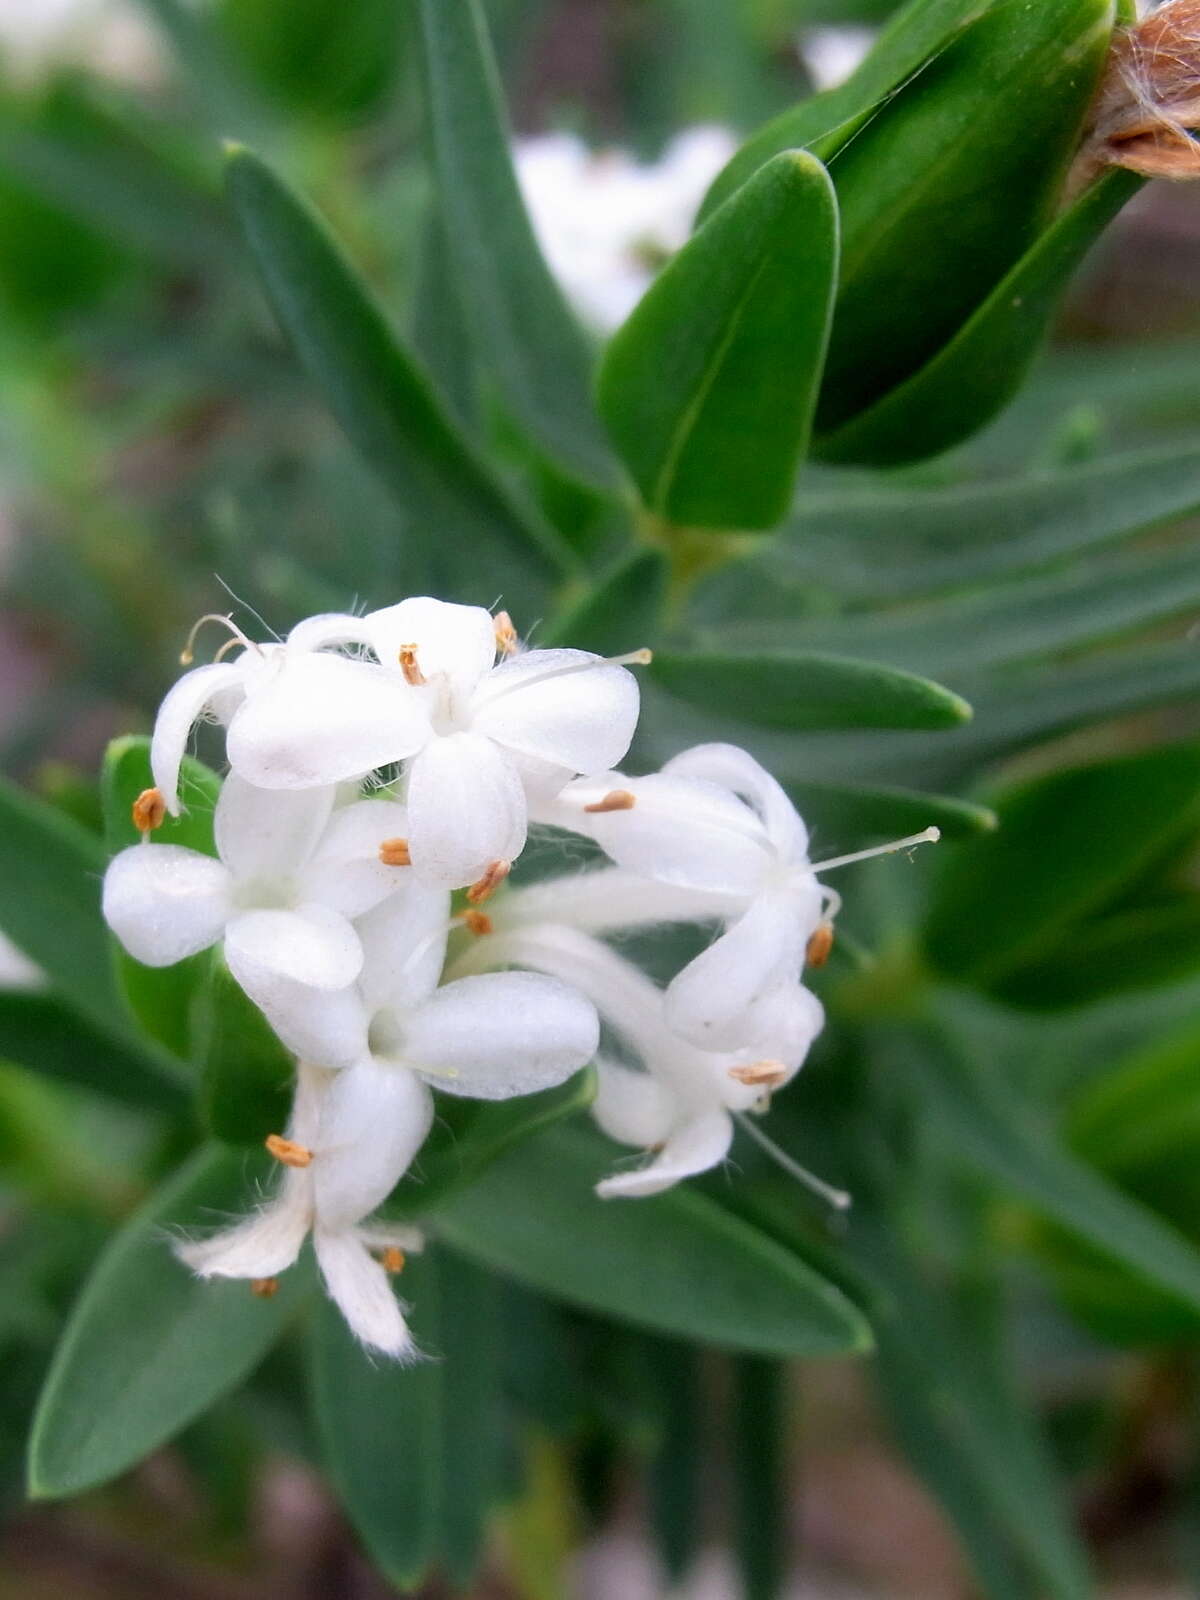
(1074, 0), (1200, 185)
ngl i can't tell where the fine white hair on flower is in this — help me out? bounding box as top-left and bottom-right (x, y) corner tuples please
(512, 126), (737, 332)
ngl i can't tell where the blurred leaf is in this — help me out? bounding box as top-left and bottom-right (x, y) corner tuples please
(224, 145), (571, 605)
(783, 780), (996, 844)
(597, 151), (837, 529)
(1069, 1021), (1200, 1183)
(820, 169), (1141, 464)
(410, 205), (481, 436)
(651, 649), (971, 730)
(645, 1337), (702, 1585)
(217, 0), (403, 122)
(924, 744), (1200, 987)
(0, 990), (186, 1111)
(541, 550), (670, 654)
(194, 956), (293, 1145)
(414, 0), (611, 483)
(434, 1121), (872, 1356)
(309, 1246), (506, 1590)
(140, 0), (270, 141)
(101, 737), (220, 1060)
(732, 1356), (789, 1600)
(28, 1145), (310, 1498)
(994, 899), (1200, 1012)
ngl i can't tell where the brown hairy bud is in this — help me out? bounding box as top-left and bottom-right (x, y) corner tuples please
(1073, 0), (1200, 189)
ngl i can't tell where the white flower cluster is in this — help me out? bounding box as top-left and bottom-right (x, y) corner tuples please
(514, 126), (737, 332)
(102, 596), (934, 1357)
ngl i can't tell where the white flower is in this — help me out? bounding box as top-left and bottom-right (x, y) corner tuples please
(797, 25), (876, 92)
(451, 924), (823, 1198)
(0, 931), (45, 991)
(102, 774), (414, 1067)
(513, 126), (737, 332)
(0, 0), (162, 83)
(223, 597), (644, 891)
(178, 898), (600, 1354)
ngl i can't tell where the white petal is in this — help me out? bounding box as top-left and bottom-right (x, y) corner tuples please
(472, 649), (640, 776)
(313, 1228), (416, 1359)
(733, 982), (825, 1068)
(665, 744), (808, 864)
(596, 1109), (733, 1198)
(405, 733), (527, 888)
(364, 597), (496, 703)
(356, 883), (451, 1013)
(224, 905), (362, 989)
(499, 868), (743, 935)
(226, 653), (430, 789)
(214, 772), (336, 882)
(176, 1181), (311, 1278)
(591, 1057), (677, 1148)
(224, 910), (368, 1069)
(664, 891), (813, 1052)
(314, 1058), (434, 1228)
(300, 797), (413, 918)
(102, 843), (233, 966)
(398, 971), (598, 1099)
(285, 612), (374, 653)
(151, 661), (246, 814)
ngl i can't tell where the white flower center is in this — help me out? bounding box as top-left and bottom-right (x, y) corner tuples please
(234, 876), (297, 912)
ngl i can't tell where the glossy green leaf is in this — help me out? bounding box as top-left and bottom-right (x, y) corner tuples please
(414, 0), (610, 484)
(194, 956), (293, 1145)
(783, 780), (996, 844)
(651, 649), (971, 731)
(309, 1246), (506, 1590)
(597, 151), (837, 529)
(0, 990), (187, 1111)
(434, 1121), (871, 1356)
(925, 743), (1200, 987)
(223, 145), (570, 603)
(28, 1145), (310, 1498)
(101, 736), (221, 1059)
(814, 0), (1115, 437)
(819, 168), (1140, 464)
(541, 549), (669, 655)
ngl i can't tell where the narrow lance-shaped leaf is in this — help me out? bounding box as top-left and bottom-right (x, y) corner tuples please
(223, 145), (571, 607)
(414, 0), (611, 484)
(650, 649), (971, 731)
(597, 151), (838, 530)
(28, 1145), (310, 1499)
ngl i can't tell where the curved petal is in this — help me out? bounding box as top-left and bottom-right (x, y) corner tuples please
(499, 867), (741, 935)
(215, 772), (336, 882)
(398, 971), (598, 1099)
(314, 1057), (434, 1229)
(472, 649), (640, 776)
(177, 1184), (312, 1278)
(312, 1229), (415, 1359)
(364, 597), (495, 704)
(733, 981), (825, 1069)
(406, 732), (527, 889)
(151, 661), (246, 814)
(592, 1057), (677, 1148)
(664, 890), (812, 1052)
(665, 744), (808, 865)
(226, 653), (430, 789)
(596, 1109), (733, 1198)
(224, 909), (367, 1069)
(286, 612), (374, 654)
(356, 883), (451, 1013)
(224, 905), (362, 990)
(102, 844), (232, 967)
(226, 965), (369, 1071)
(300, 797), (413, 919)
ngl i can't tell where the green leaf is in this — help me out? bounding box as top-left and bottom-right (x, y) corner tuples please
(732, 1357), (788, 1600)
(650, 649), (971, 730)
(309, 1246), (507, 1590)
(433, 1121), (872, 1356)
(410, 204), (481, 437)
(783, 780), (996, 844)
(413, 0), (610, 484)
(0, 990), (187, 1111)
(223, 144), (570, 604)
(819, 169), (1141, 464)
(1069, 1021), (1200, 1183)
(101, 736), (221, 1059)
(541, 549), (670, 654)
(28, 1145), (310, 1498)
(194, 956), (293, 1145)
(645, 1338), (702, 1584)
(994, 899), (1200, 1012)
(924, 743), (1200, 987)
(597, 151), (837, 530)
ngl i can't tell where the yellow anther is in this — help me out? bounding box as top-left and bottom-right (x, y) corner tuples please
(131, 787), (166, 834)
(466, 859), (511, 905)
(459, 909), (494, 936)
(379, 837), (412, 867)
(728, 1060), (789, 1088)
(265, 1133), (313, 1168)
(251, 1277), (280, 1298)
(806, 922), (835, 969)
(493, 610), (519, 655)
(583, 788), (636, 814)
(381, 1247), (406, 1275)
(398, 644), (426, 686)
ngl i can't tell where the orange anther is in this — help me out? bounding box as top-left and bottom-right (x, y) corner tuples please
(379, 837), (412, 867)
(265, 1134), (313, 1168)
(381, 1247), (406, 1275)
(398, 644), (426, 686)
(806, 923), (835, 968)
(460, 909), (494, 936)
(728, 1060), (788, 1088)
(251, 1277), (280, 1298)
(132, 787), (166, 833)
(583, 789), (636, 814)
(466, 859), (511, 905)
(493, 610), (519, 655)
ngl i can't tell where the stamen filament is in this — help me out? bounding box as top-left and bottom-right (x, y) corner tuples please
(481, 646), (653, 707)
(735, 1113), (851, 1211)
(810, 827), (940, 875)
(180, 612), (257, 666)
